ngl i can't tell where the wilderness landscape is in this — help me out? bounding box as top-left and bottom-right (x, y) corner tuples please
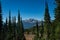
(0, 0), (60, 40)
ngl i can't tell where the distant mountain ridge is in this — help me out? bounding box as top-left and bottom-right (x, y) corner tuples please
(3, 18), (41, 29)
(23, 18), (41, 29)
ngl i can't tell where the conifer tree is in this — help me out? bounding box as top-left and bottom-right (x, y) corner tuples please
(12, 16), (17, 40)
(3, 18), (8, 40)
(5, 18), (9, 40)
(54, 0), (60, 40)
(51, 21), (56, 40)
(44, 1), (51, 40)
(40, 21), (44, 40)
(5, 18), (8, 32)
(17, 10), (25, 40)
(36, 21), (39, 39)
(8, 10), (12, 32)
(8, 10), (12, 40)
(34, 21), (40, 40)
(0, 1), (3, 40)
(17, 10), (21, 40)
(55, 0), (60, 22)
(20, 17), (26, 40)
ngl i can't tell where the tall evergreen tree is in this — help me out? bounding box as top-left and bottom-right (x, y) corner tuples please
(40, 21), (44, 40)
(8, 10), (12, 32)
(50, 21), (56, 40)
(54, 0), (60, 40)
(3, 18), (8, 40)
(12, 16), (17, 40)
(34, 21), (40, 40)
(17, 10), (21, 40)
(55, 0), (60, 22)
(17, 10), (25, 40)
(20, 17), (26, 40)
(44, 1), (51, 40)
(36, 21), (39, 40)
(8, 10), (12, 40)
(5, 18), (8, 33)
(0, 0), (3, 40)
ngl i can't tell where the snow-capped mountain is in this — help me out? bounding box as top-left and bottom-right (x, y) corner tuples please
(23, 18), (41, 29)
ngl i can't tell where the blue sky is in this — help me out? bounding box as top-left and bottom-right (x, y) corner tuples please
(1, 0), (55, 21)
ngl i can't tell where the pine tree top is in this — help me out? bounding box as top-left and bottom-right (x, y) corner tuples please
(44, 1), (51, 23)
(55, 0), (60, 22)
(18, 9), (21, 23)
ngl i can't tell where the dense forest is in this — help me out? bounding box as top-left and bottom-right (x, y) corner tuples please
(0, 0), (60, 40)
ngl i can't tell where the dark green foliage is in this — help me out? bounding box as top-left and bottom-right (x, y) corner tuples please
(36, 21), (39, 39)
(44, 2), (51, 24)
(8, 10), (12, 32)
(55, 0), (60, 23)
(17, 10), (21, 40)
(17, 10), (26, 40)
(44, 1), (51, 40)
(5, 18), (8, 32)
(54, 0), (60, 40)
(40, 21), (44, 40)
(0, 1), (3, 40)
(8, 10), (13, 40)
(50, 21), (56, 40)
(36, 21), (39, 38)
(20, 18), (26, 40)
(12, 16), (17, 40)
(55, 23), (60, 40)
(0, 10), (26, 40)
(55, 0), (60, 22)
(34, 21), (40, 40)
(3, 18), (8, 40)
